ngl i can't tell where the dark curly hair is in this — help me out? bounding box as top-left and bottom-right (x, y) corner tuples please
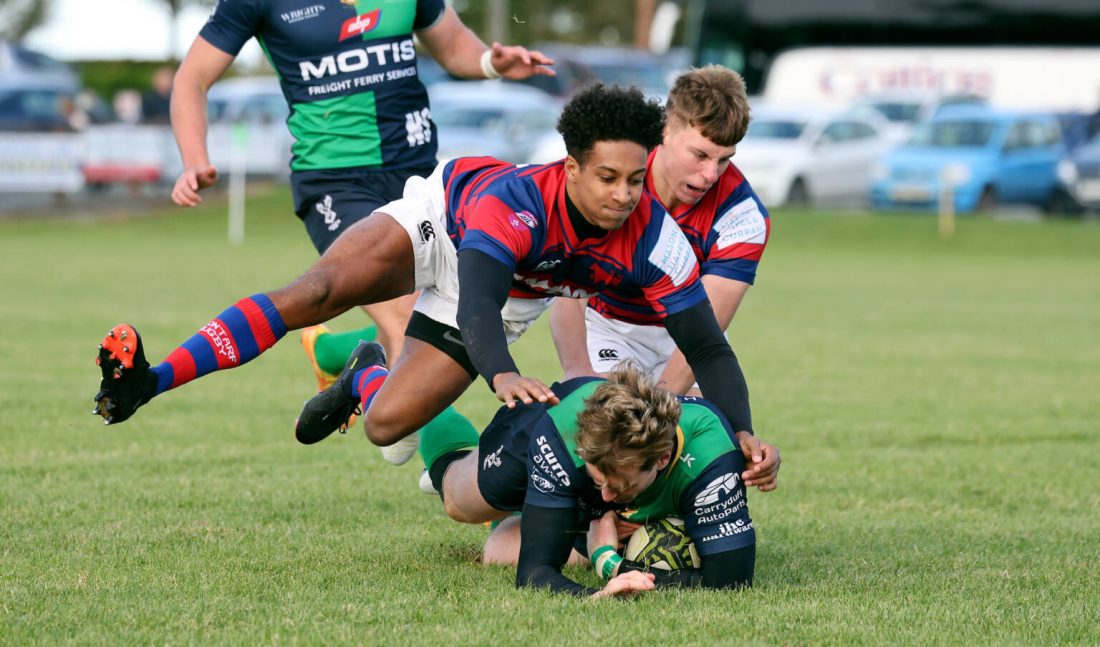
(557, 83), (665, 166)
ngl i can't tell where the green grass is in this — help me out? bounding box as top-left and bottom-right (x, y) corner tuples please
(2, 188), (1098, 645)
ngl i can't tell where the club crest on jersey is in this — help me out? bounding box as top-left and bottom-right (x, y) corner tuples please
(340, 9), (381, 41)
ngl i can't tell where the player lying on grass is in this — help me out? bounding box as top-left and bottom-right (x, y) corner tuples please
(551, 68), (773, 460)
(91, 84), (774, 487)
(417, 363), (755, 595)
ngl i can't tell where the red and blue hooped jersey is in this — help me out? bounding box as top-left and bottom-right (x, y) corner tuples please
(441, 157), (708, 319)
(587, 150), (770, 326)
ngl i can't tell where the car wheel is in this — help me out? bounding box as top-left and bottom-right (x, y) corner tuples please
(977, 185), (997, 213)
(1043, 187), (1085, 217)
(787, 178), (810, 206)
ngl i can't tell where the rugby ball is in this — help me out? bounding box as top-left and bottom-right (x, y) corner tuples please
(623, 517), (700, 570)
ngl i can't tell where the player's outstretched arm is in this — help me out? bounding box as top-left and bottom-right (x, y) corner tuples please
(516, 504), (598, 596)
(170, 36), (232, 207)
(456, 249), (557, 408)
(417, 7), (554, 80)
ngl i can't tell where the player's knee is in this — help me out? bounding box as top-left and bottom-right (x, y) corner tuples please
(441, 495), (470, 523)
(361, 407), (411, 446)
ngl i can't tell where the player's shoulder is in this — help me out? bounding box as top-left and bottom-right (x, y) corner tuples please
(675, 397), (738, 472)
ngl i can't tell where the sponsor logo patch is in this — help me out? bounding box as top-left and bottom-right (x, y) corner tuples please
(531, 469), (556, 493)
(339, 9), (381, 40)
(279, 4), (326, 24)
(648, 214), (697, 286)
(714, 197), (767, 249)
(406, 107), (432, 146)
(535, 435), (571, 486)
(597, 348), (619, 360)
(693, 472), (740, 507)
(700, 518), (753, 543)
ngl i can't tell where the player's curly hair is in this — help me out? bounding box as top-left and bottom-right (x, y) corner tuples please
(576, 364), (681, 474)
(666, 65), (751, 146)
(557, 83), (665, 165)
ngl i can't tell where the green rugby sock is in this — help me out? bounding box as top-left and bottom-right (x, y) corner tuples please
(419, 406), (479, 473)
(314, 325), (377, 375)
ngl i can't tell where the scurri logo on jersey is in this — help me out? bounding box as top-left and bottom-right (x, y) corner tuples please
(340, 9), (382, 41)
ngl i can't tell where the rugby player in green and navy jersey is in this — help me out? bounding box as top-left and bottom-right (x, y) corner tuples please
(170, 0), (554, 372)
(417, 366), (756, 596)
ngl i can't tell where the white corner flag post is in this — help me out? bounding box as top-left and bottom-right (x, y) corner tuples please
(228, 122), (248, 245)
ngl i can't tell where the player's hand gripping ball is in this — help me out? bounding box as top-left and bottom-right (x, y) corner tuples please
(623, 517), (701, 571)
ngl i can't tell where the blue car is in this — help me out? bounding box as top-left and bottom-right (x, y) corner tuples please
(870, 106), (1068, 213)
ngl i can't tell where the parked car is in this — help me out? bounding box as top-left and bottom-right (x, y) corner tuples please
(0, 83), (77, 131)
(1058, 130), (1100, 212)
(0, 42), (81, 132)
(734, 106), (893, 207)
(851, 91), (985, 143)
(870, 106), (1068, 213)
(428, 80), (561, 163)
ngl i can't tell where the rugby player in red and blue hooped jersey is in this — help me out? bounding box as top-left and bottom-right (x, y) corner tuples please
(551, 67), (779, 491)
(92, 85), (776, 492)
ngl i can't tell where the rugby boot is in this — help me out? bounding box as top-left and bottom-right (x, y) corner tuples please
(294, 340), (386, 445)
(92, 324), (157, 425)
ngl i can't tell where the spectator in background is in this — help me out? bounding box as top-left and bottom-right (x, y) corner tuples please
(141, 66), (173, 124)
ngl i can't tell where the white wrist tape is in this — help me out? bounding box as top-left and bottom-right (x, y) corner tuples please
(480, 49), (502, 80)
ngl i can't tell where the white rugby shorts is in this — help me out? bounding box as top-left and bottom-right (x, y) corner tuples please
(381, 164), (551, 344)
(584, 307), (679, 375)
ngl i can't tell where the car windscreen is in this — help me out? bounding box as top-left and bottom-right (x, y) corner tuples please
(745, 119), (807, 139)
(866, 101), (922, 123)
(909, 119), (996, 147)
(0, 89), (66, 119)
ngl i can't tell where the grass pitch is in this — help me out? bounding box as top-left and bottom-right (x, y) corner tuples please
(2, 188), (1098, 645)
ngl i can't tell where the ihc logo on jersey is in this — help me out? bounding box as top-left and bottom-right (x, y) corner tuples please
(405, 108), (432, 146)
(339, 9), (381, 41)
(598, 348), (619, 360)
(316, 195), (341, 232)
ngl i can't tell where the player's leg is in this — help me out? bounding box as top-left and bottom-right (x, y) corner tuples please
(482, 516), (587, 566)
(296, 173), (429, 374)
(93, 213), (416, 425)
(360, 337), (475, 447)
(361, 294), (419, 366)
(437, 452), (509, 524)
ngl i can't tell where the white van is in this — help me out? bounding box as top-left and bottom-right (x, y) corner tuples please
(763, 47), (1100, 113)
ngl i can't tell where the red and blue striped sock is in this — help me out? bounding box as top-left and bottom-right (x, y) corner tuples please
(150, 294), (287, 395)
(351, 365), (389, 412)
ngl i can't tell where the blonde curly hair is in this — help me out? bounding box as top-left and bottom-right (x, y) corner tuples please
(575, 364), (681, 474)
